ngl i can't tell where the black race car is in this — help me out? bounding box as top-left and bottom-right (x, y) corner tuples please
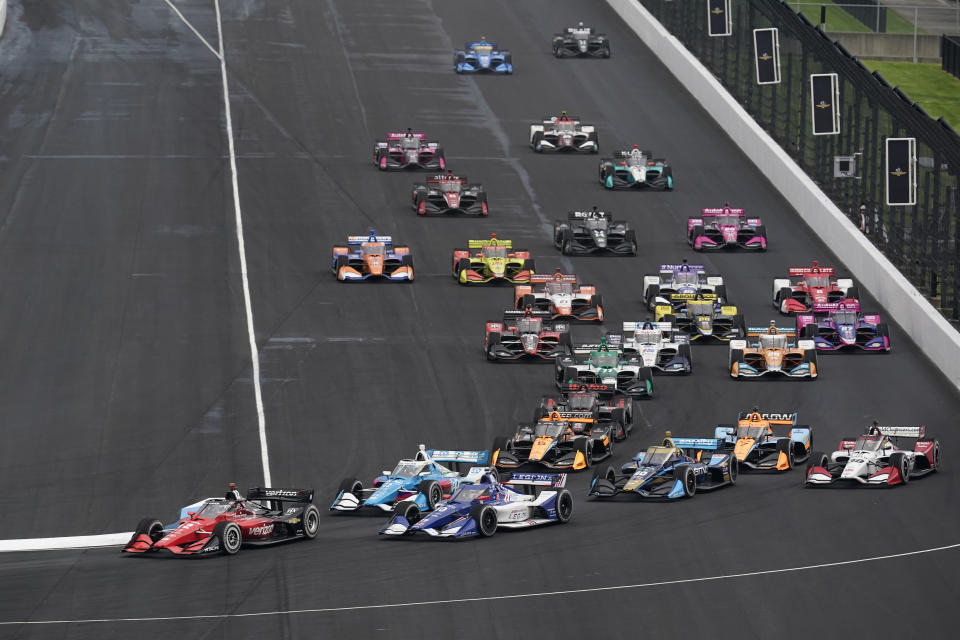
(553, 207), (637, 255)
(412, 173), (488, 216)
(536, 381), (633, 441)
(552, 23), (611, 58)
(492, 410), (616, 471)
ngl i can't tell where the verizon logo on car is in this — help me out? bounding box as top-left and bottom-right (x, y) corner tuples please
(264, 490), (299, 497)
(248, 524), (274, 536)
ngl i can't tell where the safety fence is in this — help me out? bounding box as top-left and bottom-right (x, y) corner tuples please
(642, 0), (960, 321)
(944, 35), (960, 78)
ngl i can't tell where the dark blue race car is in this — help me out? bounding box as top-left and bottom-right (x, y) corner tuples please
(454, 39), (513, 74)
(380, 472), (572, 539)
(588, 433), (737, 499)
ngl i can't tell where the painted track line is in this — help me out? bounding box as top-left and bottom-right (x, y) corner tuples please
(2, 542), (956, 625)
(162, 0), (221, 60)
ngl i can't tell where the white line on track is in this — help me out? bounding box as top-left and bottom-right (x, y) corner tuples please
(163, 0), (221, 59)
(213, 0), (272, 487)
(1, 542), (956, 625)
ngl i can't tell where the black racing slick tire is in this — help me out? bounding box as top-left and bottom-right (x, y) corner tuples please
(492, 437), (512, 468)
(728, 457), (738, 485)
(532, 130), (544, 152)
(393, 500), (421, 525)
(776, 438), (795, 470)
(890, 452), (909, 484)
(624, 229), (638, 255)
(418, 480), (443, 510)
(575, 438), (593, 469)
(471, 503), (498, 537)
(519, 293), (536, 310)
(522, 258), (536, 272)
(134, 518), (165, 543)
(337, 477), (363, 497)
(804, 452), (830, 486)
(301, 504), (320, 540)
(645, 284), (660, 309)
(486, 331), (501, 361)
(213, 521), (242, 555)
(555, 489), (573, 523)
(846, 286), (861, 300)
(674, 465), (696, 497)
(755, 225), (768, 249)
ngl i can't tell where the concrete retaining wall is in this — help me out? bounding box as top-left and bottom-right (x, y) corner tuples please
(828, 31), (940, 62)
(607, 0), (960, 390)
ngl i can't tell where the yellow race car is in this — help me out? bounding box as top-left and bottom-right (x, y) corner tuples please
(451, 234), (534, 284)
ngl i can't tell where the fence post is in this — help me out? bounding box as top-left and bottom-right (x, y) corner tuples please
(913, 7), (919, 63)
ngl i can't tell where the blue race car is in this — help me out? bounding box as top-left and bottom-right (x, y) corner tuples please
(330, 446), (493, 514)
(587, 432), (737, 499)
(380, 472), (572, 539)
(598, 146), (673, 190)
(454, 39), (513, 74)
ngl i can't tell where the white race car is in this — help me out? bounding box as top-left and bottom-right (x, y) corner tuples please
(616, 321), (692, 375)
(804, 424), (940, 487)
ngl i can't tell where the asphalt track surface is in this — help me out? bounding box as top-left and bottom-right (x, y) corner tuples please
(0, 0), (957, 637)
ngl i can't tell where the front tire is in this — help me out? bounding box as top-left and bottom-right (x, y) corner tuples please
(134, 518), (164, 543)
(675, 465), (696, 497)
(212, 521), (242, 555)
(471, 503), (498, 537)
(555, 489), (573, 523)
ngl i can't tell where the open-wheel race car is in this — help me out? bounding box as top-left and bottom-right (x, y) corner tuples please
(374, 129), (445, 171)
(514, 269), (603, 322)
(555, 336), (654, 398)
(643, 260), (726, 310)
(714, 409), (812, 472)
(553, 208), (637, 256)
(452, 234), (534, 284)
(653, 293), (745, 342)
(454, 38), (513, 73)
(331, 230), (413, 282)
(617, 321), (692, 375)
(552, 23), (611, 57)
(599, 145), (673, 190)
(804, 423), (940, 487)
(380, 472), (572, 539)
(587, 432), (737, 499)
(773, 261), (859, 314)
(412, 173), (488, 216)
(687, 206), (767, 251)
(123, 484), (319, 557)
(729, 322), (818, 379)
(535, 381), (633, 441)
(796, 301), (891, 352)
(491, 409), (616, 471)
(484, 307), (572, 361)
(529, 112), (598, 153)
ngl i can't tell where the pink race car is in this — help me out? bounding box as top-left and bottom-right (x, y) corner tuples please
(688, 206), (767, 251)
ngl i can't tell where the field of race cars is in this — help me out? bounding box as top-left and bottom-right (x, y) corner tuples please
(0, 0), (958, 638)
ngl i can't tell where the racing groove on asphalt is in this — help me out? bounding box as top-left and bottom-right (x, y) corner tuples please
(0, 1), (956, 638)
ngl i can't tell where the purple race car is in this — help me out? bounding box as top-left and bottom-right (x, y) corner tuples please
(687, 206), (767, 251)
(797, 302), (890, 352)
(374, 129), (445, 171)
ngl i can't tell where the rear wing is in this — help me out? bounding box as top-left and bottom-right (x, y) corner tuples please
(426, 450), (490, 465)
(573, 342), (622, 355)
(660, 263), (705, 272)
(874, 425), (926, 439)
(810, 301), (861, 313)
(560, 381), (617, 395)
(789, 265), (834, 276)
(468, 237), (512, 249)
(669, 437), (723, 451)
(386, 132), (425, 140)
(622, 321), (672, 333)
(427, 175), (466, 183)
(247, 487), (314, 503)
(613, 149), (652, 158)
(348, 235), (392, 244)
(738, 411), (798, 425)
(506, 473), (567, 489)
(530, 273), (577, 284)
(702, 208), (745, 216)
(670, 292), (717, 302)
(544, 411), (594, 421)
(503, 309), (553, 320)
(569, 210), (607, 219)
(746, 326), (797, 338)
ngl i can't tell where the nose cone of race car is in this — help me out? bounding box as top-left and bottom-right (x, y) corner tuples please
(639, 345), (658, 367)
(734, 438), (755, 461)
(405, 150), (418, 162)
(841, 458), (869, 480)
(478, 55), (490, 67)
(443, 191), (460, 209)
(155, 518), (205, 549)
(521, 333), (539, 353)
(552, 293), (572, 316)
(367, 479), (403, 505)
(838, 323), (857, 344)
(721, 226), (738, 243)
(592, 229), (607, 247)
(577, 39), (588, 52)
(624, 466), (654, 491)
(562, 134), (573, 147)
(629, 165), (647, 183)
(764, 349), (784, 371)
(529, 436), (556, 461)
(487, 257), (506, 276)
(696, 316), (713, 334)
(810, 287), (829, 303)
(365, 255), (384, 276)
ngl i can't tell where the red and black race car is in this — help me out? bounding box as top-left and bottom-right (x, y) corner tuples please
(485, 307), (572, 361)
(536, 382), (634, 441)
(772, 261), (859, 314)
(123, 484), (319, 556)
(411, 173), (488, 215)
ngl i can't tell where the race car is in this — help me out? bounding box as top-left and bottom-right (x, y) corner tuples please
(491, 409), (616, 471)
(553, 208), (637, 255)
(714, 409), (812, 471)
(374, 129), (445, 171)
(411, 173), (488, 216)
(452, 234), (534, 284)
(653, 293), (746, 342)
(380, 472), (572, 539)
(587, 432), (737, 499)
(729, 322), (818, 379)
(514, 269), (603, 321)
(330, 445), (494, 514)
(529, 112), (598, 153)
(642, 260), (726, 310)
(599, 145), (673, 190)
(772, 261), (859, 314)
(535, 381), (633, 441)
(554, 336), (654, 397)
(687, 206), (767, 251)
(797, 301), (891, 352)
(123, 484), (319, 556)
(552, 23), (611, 57)
(804, 423), (940, 487)
(331, 230), (413, 281)
(454, 38), (512, 73)
(617, 321), (692, 375)
(484, 307), (572, 361)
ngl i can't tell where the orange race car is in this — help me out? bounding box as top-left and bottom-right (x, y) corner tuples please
(712, 409), (813, 471)
(491, 410), (615, 471)
(331, 230), (413, 282)
(728, 322), (818, 379)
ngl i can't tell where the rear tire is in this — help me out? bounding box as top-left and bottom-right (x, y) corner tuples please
(645, 284), (660, 309)
(846, 286), (861, 300)
(301, 505), (320, 539)
(212, 521), (242, 555)
(418, 479), (443, 510)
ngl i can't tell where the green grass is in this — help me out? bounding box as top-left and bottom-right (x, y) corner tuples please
(862, 59), (960, 128)
(794, 2), (922, 34)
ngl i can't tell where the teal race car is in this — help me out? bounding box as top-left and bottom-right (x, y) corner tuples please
(599, 146), (673, 190)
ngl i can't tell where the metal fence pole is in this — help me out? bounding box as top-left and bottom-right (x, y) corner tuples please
(913, 7), (919, 63)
